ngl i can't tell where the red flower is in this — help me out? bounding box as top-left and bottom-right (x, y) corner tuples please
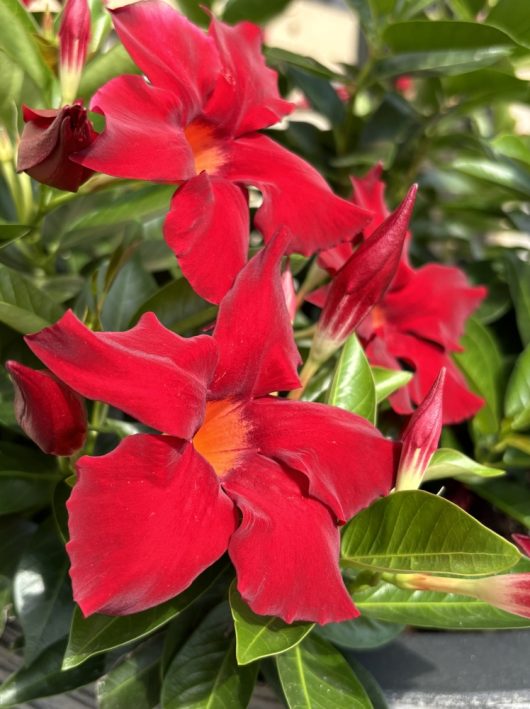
(513, 534), (530, 557)
(25, 233), (398, 624)
(6, 361), (87, 455)
(17, 103), (96, 192)
(58, 0), (91, 104)
(72, 0), (372, 304)
(314, 165), (486, 424)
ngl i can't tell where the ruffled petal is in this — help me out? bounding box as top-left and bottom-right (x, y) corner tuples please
(383, 264), (486, 351)
(384, 332), (484, 424)
(204, 18), (293, 136)
(351, 163), (389, 236)
(210, 230), (301, 400)
(363, 335), (414, 414)
(223, 455), (357, 624)
(246, 398), (399, 523)
(68, 435), (236, 615)
(164, 173), (249, 304)
(74, 74), (195, 181)
(25, 310), (217, 439)
(224, 134), (372, 255)
(110, 0), (220, 120)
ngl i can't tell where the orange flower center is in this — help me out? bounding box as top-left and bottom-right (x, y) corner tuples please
(193, 400), (251, 478)
(184, 120), (226, 175)
(371, 304), (386, 330)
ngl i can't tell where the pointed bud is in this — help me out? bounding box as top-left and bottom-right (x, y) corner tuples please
(310, 184), (417, 364)
(6, 361), (87, 456)
(513, 534), (530, 558)
(17, 103), (96, 192)
(395, 368), (445, 491)
(393, 571), (530, 620)
(58, 0), (90, 104)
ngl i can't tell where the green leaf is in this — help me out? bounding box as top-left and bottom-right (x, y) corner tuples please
(97, 636), (163, 709)
(101, 255), (157, 331)
(79, 44), (139, 99)
(0, 470), (58, 515)
(504, 253), (530, 346)
(469, 478), (530, 528)
(0, 0), (54, 96)
(327, 335), (376, 423)
(453, 157), (530, 197)
(286, 67), (346, 125)
(354, 581), (530, 629)
(63, 562), (225, 669)
(371, 366), (412, 404)
(0, 576), (9, 637)
(13, 519), (74, 665)
(0, 639), (105, 707)
(505, 344), (530, 431)
(264, 47), (340, 80)
(341, 490), (520, 576)
(223, 0), (292, 24)
(453, 317), (504, 436)
(0, 225), (30, 242)
(0, 264), (64, 334)
(161, 603), (258, 709)
(375, 46), (511, 78)
(424, 448), (504, 483)
(0, 517), (36, 578)
(487, 0), (530, 49)
(229, 584), (313, 665)
(492, 134), (530, 166)
(318, 615), (403, 650)
(276, 635), (372, 708)
(175, 0), (212, 26)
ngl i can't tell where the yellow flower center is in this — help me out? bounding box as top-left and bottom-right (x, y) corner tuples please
(184, 120), (226, 175)
(193, 400), (251, 478)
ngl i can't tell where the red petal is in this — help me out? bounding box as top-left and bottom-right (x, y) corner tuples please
(74, 75), (195, 181)
(204, 18), (293, 136)
(6, 361), (86, 456)
(364, 336), (414, 414)
(223, 455), (358, 624)
(384, 332), (484, 424)
(383, 264), (486, 351)
(224, 134), (372, 254)
(210, 230), (301, 399)
(246, 398), (398, 523)
(513, 534), (530, 558)
(164, 173), (249, 304)
(351, 163), (389, 236)
(68, 435), (236, 615)
(110, 0), (219, 120)
(25, 310), (217, 439)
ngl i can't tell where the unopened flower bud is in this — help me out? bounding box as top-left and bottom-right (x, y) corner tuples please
(310, 184), (417, 365)
(513, 534), (530, 558)
(17, 103), (96, 192)
(395, 368), (445, 491)
(58, 0), (90, 104)
(6, 361), (87, 456)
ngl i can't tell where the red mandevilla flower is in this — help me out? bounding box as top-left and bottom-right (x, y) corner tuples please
(17, 103), (96, 192)
(23, 232), (399, 624)
(6, 361), (87, 456)
(314, 165), (487, 424)
(58, 0), (91, 104)
(71, 0), (372, 304)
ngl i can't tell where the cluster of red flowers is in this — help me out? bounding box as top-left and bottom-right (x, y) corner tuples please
(9, 0), (501, 624)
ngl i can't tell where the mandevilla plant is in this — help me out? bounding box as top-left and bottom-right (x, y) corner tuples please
(1, 0), (530, 706)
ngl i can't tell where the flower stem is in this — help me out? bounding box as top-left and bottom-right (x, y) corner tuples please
(288, 356), (320, 401)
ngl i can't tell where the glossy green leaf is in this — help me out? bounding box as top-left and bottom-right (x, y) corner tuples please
(161, 603), (258, 709)
(276, 634), (372, 708)
(101, 256), (157, 331)
(0, 470), (58, 515)
(487, 0), (530, 49)
(327, 335), (376, 423)
(0, 0), (54, 96)
(453, 317), (504, 436)
(504, 253), (530, 346)
(469, 478), (530, 528)
(341, 490), (520, 576)
(79, 44), (139, 99)
(63, 562), (225, 669)
(318, 615), (403, 650)
(354, 581), (530, 629)
(493, 135), (530, 166)
(505, 344), (530, 430)
(0, 639), (105, 707)
(97, 636), (163, 709)
(371, 366), (413, 403)
(384, 20), (515, 52)
(453, 157), (530, 197)
(223, 0), (292, 24)
(375, 46), (511, 78)
(265, 47), (340, 80)
(229, 584), (313, 665)
(0, 264), (64, 334)
(13, 519), (74, 664)
(424, 448), (503, 483)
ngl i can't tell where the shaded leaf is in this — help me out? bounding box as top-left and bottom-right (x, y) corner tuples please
(504, 253), (530, 346)
(469, 478), (530, 528)
(223, 0), (292, 24)
(0, 265), (64, 334)
(317, 615), (403, 650)
(327, 334), (376, 423)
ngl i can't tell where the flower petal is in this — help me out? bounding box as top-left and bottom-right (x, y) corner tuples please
(210, 230), (301, 399)
(223, 455), (357, 624)
(25, 310), (217, 439)
(384, 332), (484, 424)
(246, 398), (399, 523)
(68, 435), (236, 615)
(110, 0), (220, 120)
(204, 18), (293, 136)
(351, 163), (389, 236)
(225, 134), (372, 254)
(73, 74), (194, 181)
(164, 173), (249, 304)
(383, 264), (486, 351)
(363, 335), (414, 414)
